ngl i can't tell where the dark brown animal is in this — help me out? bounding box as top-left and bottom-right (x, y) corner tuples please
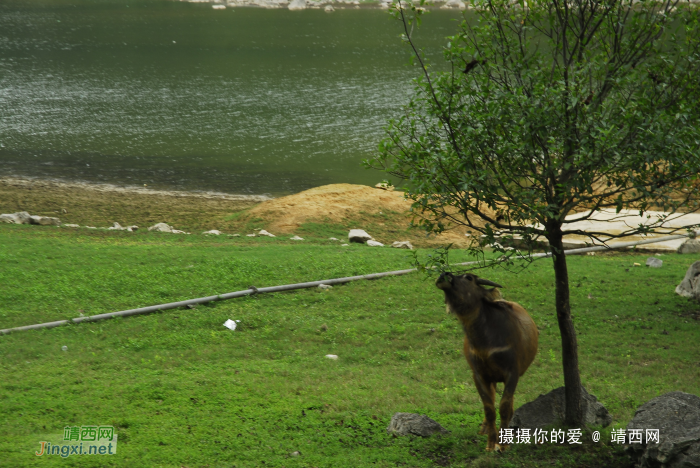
(436, 272), (538, 452)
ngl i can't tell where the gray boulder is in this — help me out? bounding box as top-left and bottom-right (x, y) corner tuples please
(348, 229), (372, 243)
(148, 222), (174, 233)
(29, 215), (61, 226)
(392, 241), (414, 250)
(625, 392), (700, 468)
(678, 239), (700, 254)
(675, 261), (700, 299)
(510, 386), (612, 430)
(646, 257), (663, 268)
(0, 211), (32, 224)
(387, 413), (449, 437)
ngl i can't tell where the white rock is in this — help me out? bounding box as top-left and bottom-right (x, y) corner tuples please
(228, 234), (241, 237)
(171, 229), (190, 234)
(203, 230), (222, 235)
(86, 226), (97, 229)
(288, 0), (306, 10)
(212, 3), (226, 8)
(148, 222), (174, 233)
(341, 243), (349, 246)
(290, 235), (304, 240)
(367, 240), (384, 247)
(246, 234), (256, 237)
(646, 257), (663, 268)
(392, 241), (413, 250)
(63, 223), (80, 228)
(329, 237), (339, 241)
(61, 346), (68, 352)
(348, 229), (372, 243)
(324, 4), (334, 11)
(108, 222), (124, 230)
(374, 182), (394, 190)
(325, 354), (338, 360)
(318, 284), (333, 289)
(223, 319), (237, 330)
(29, 215), (61, 226)
(678, 238), (700, 254)
(258, 229), (276, 237)
(126, 225), (139, 232)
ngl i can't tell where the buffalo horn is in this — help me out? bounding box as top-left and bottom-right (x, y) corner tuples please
(476, 278), (504, 288)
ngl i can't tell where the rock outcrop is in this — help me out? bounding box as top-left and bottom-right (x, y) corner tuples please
(675, 261), (700, 300)
(625, 392), (700, 468)
(509, 386), (612, 430)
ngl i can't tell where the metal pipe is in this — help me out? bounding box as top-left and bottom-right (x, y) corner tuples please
(0, 233), (690, 335)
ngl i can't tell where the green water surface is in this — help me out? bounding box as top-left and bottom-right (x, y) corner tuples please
(0, 0), (463, 195)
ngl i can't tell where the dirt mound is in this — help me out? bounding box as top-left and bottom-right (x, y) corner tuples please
(244, 183), (477, 247)
(247, 184), (412, 230)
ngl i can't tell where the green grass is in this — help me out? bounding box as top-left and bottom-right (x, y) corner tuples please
(1, 223), (698, 467)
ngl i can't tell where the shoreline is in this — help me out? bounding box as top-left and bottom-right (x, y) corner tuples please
(0, 176), (273, 203)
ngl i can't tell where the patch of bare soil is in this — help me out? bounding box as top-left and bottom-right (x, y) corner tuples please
(0, 177), (262, 232)
(242, 183), (477, 247)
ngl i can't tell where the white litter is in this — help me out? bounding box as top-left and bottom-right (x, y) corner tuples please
(325, 354), (339, 360)
(223, 319), (241, 331)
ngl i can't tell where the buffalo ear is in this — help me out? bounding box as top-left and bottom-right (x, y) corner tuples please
(476, 278), (504, 288)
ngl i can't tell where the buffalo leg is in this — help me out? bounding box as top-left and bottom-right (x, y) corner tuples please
(473, 375), (498, 451)
(496, 375), (520, 451)
(478, 382), (496, 435)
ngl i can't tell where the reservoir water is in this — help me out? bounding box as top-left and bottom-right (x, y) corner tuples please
(0, 0), (462, 195)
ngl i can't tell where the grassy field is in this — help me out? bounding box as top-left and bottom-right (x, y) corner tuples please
(1, 221), (699, 468)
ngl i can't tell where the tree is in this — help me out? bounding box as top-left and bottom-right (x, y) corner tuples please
(369, 0), (700, 426)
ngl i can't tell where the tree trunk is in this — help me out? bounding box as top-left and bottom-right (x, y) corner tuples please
(547, 224), (584, 426)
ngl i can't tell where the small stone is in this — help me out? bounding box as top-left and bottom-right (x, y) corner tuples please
(348, 229), (372, 243)
(392, 241), (413, 250)
(108, 222), (124, 230)
(61, 346), (68, 352)
(325, 354), (338, 360)
(320, 324), (328, 331)
(324, 4), (334, 11)
(258, 229), (276, 237)
(228, 234), (241, 237)
(203, 230), (222, 235)
(586, 252), (596, 256)
(63, 223), (80, 228)
(290, 450), (301, 457)
(290, 236), (304, 240)
(387, 413), (449, 437)
(148, 222), (173, 233)
(318, 284), (332, 290)
(246, 234), (256, 237)
(374, 182), (393, 191)
(646, 257), (663, 268)
(329, 237), (339, 241)
(29, 215), (62, 226)
(341, 244), (349, 246)
(366, 240), (384, 247)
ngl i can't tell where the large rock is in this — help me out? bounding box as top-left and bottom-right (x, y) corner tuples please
(675, 261), (700, 299)
(625, 392), (700, 468)
(386, 413), (449, 437)
(678, 239), (700, 254)
(348, 229), (372, 243)
(29, 215), (61, 226)
(0, 211), (32, 224)
(148, 222), (174, 233)
(509, 386), (612, 430)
